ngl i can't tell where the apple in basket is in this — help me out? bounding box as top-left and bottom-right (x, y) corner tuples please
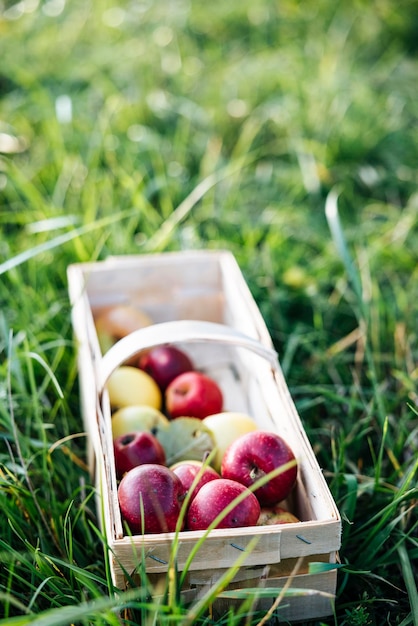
(106, 366), (162, 410)
(221, 431), (298, 506)
(165, 371), (223, 420)
(111, 405), (169, 440)
(138, 345), (194, 391)
(95, 304), (153, 353)
(186, 478), (260, 531)
(170, 460), (220, 501)
(113, 431), (166, 479)
(202, 412), (258, 471)
(118, 464), (187, 534)
(257, 504), (301, 526)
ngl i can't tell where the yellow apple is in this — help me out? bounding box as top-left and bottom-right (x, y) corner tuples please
(111, 405), (169, 440)
(257, 505), (301, 525)
(202, 412), (258, 471)
(106, 366), (162, 410)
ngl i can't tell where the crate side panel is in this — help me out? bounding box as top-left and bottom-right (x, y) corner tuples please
(212, 570), (338, 623)
(220, 254), (274, 347)
(110, 525), (282, 576)
(80, 252), (227, 324)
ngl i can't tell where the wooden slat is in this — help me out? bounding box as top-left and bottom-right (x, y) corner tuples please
(211, 570), (338, 623)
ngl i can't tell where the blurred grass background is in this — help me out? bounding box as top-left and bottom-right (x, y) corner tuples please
(0, 0), (417, 624)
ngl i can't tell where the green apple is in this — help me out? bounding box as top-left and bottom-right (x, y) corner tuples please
(157, 417), (216, 466)
(106, 365), (162, 410)
(202, 412), (258, 471)
(111, 405), (169, 440)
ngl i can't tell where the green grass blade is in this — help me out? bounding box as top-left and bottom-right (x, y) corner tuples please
(325, 188), (364, 306)
(397, 543), (418, 626)
(0, 209), (139, 276)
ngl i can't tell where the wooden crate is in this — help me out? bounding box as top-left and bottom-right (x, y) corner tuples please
(67, 250), (341, 623)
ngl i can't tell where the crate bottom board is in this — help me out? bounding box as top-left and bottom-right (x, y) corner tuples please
(211, 570), (337, 623)
(123, 567), (337, 624)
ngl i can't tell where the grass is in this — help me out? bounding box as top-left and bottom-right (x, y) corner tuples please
(0, 0), (417, 623)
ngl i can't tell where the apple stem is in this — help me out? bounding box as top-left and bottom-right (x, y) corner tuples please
(249, 466), (263, 481)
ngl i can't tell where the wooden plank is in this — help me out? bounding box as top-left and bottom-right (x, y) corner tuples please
(211, 570), (338, 623)
(111, 525), (282, 577)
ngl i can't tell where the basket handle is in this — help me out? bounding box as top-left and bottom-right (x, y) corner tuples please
(97, 320), (279, 392)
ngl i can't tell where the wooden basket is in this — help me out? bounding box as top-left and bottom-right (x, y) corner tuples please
(67, 250), (341, 623)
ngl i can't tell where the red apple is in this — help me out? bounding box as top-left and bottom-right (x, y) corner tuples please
(138, 345), (194, 391)
(221, 431), (297, 506)
(113, 431), (166, 479)
(165, 371), (223, 420)
(186, 478), (260, 530)
(170, 460), (220, 501)
(118, 464), (187, 534)
(257, 504), (301, 526)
